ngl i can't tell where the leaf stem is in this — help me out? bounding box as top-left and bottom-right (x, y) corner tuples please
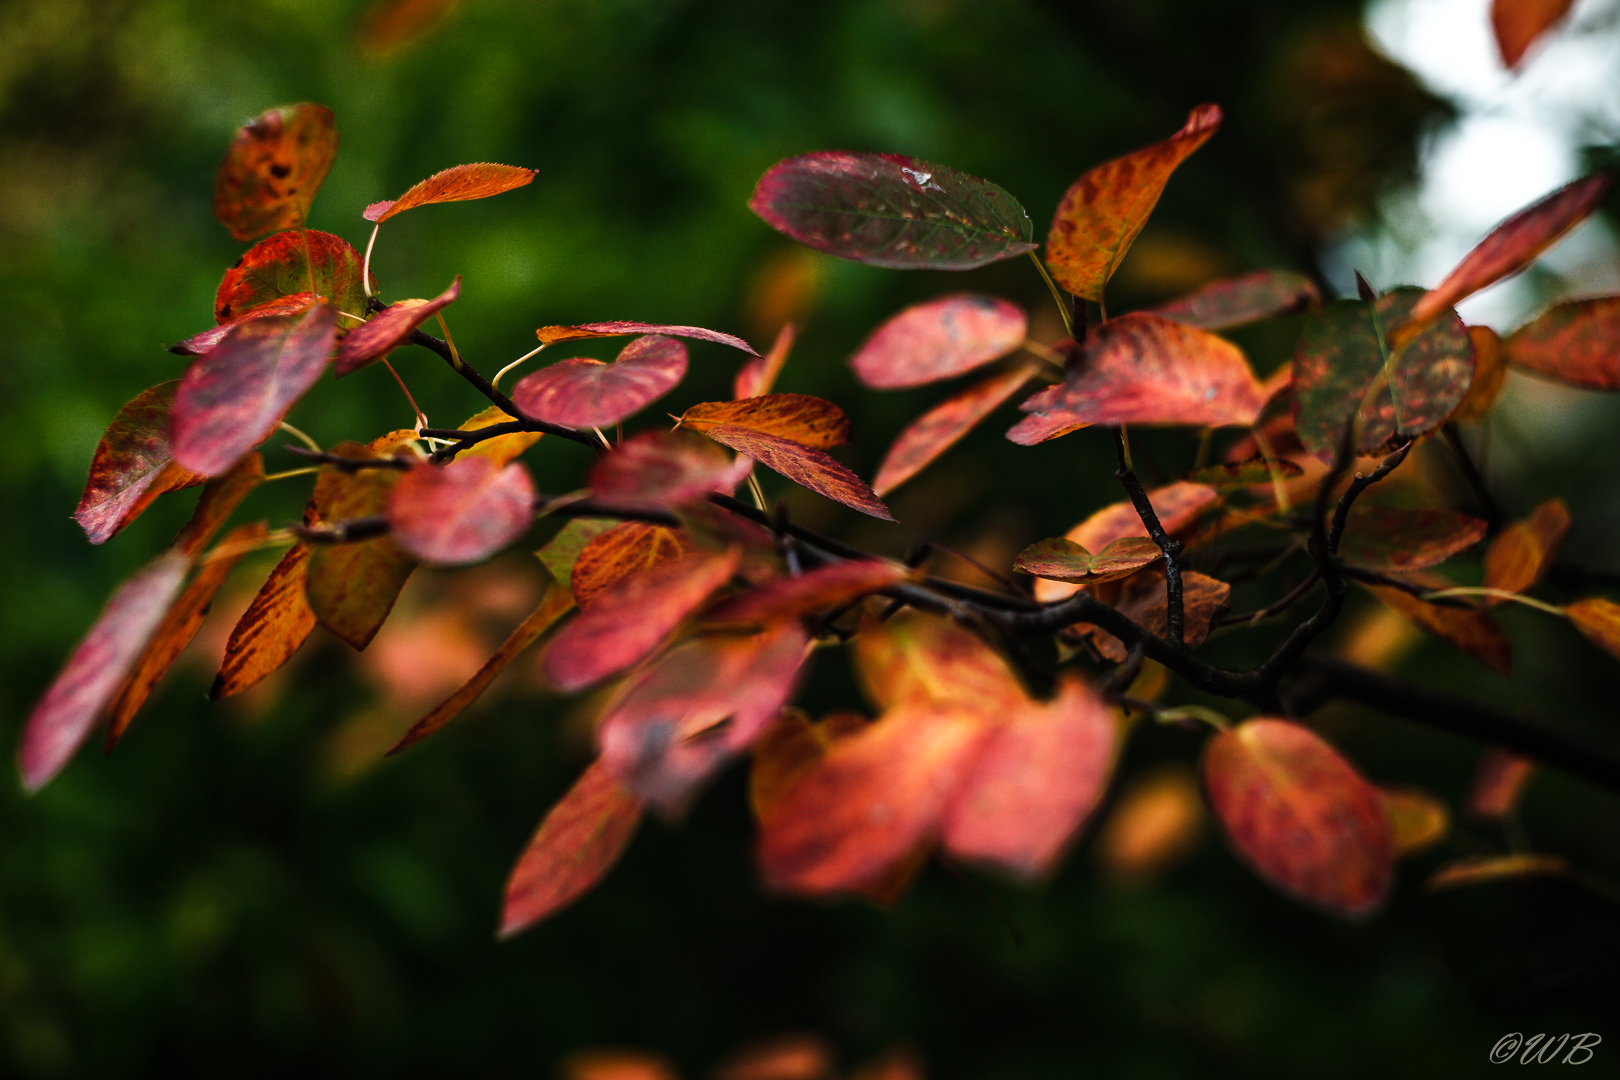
(262, 466), (321, 483)
(361, 222), (380, 300)
(382, 358), (430, 432)
(435, 312), (463, 370)
(1027, 252), (1075, 338)
(1421, 587), (1567, 617)
(277, 421), (322, 453)
(492, 344), (547, 391)
(1113, 426), (1182, 643)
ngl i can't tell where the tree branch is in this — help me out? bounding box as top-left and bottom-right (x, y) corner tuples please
(1113, 427), (1184, 643)
(409, 330), (600, 450)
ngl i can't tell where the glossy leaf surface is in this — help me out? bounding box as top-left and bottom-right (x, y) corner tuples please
(1492, 0), (1576, 66)
(1045, 104), (1222, 302)
(588, 430), (752, 513)
(1484, 498), (1570, 601)
(1203, 718), (1393, 917)
(1151, 270), (1320, 330)
(213, 104), (337, 240)
(1366, 581), (1512, 674)
(334, 277), (460, 376)
(214, 230), (369, 324)
(513, 336), (688, 429)
(749, 151), (1036, 270)
(389, 456), (536, 566)
(680, 394), (850, 449)
(74, 381), (207, 544)
(212, 543), (317, 699)
(700, 425), (893, 521)
(873, 362), (1036, 496)
(1013, 536), (1162, 584)
(1503, 295), (1620, 390)
(849, 295), (1026, 389)
(364, 162), (536, 222)
(570, 523), (694, 608)
(1567, 597), (1620, 662)
(534, 321), (756, 355)
(1336, 506), (1487, 571)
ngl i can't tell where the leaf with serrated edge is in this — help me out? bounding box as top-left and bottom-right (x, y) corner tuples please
(213, 104), (337, 241)
(750, 151), (1036, 270)
(1426, 853), (1566, 892)
(570, 522), (693, 608)
(173, 304), (338, 477)
(74, 381), (207, 544)
(701, 425), (893, 521)
(1484, 498), (1570, 603)
(19, 551), (192, 791)
(1035, 482), (1218, 603)
(680, 394), (850, 449)
(545, 549), (741, 692)
(1567, 597), (1620, 661)
(214, 230), (369, 325)
(455, 406), (542, 467)
(498, 758), (643, 937)
(364, 162), (536, 223)
(391, 584), (575, 753)
(588, 430), (752, 513)
(534, 321), (757, 355)
(1365, 578), (1512, 674)
(334, 278), (460, 376)
(1008, 314), (1264, 444)
(1152, 270), (1320, 330)
(1013, 536), (1162, 584)
(212, 543), (317, 699)
(1493, 0), (1576, 66)
(849, 295), (1026, 389)
(874, 362), (1037, 497)
(1504, 295), (1620, 390)
(171, 295), (316, 356)
(1046, 105), (1222, 302)
(389, 456), (535, 566)
(734, 323), (795, 399)
(513, 336), (687, 429)
(1378, 786), (1449, 856)
(1204, 718), (1393, 917)
(1336, 506), (1487, 571)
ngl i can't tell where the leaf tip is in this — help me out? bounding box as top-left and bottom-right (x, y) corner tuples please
(363, 200), (395, 222)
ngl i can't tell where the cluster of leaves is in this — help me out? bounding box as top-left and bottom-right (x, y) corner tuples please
(22, 73), (1620, 941)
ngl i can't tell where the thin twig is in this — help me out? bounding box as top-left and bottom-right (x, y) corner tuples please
(284, 446), (413, 471)
(1114, 427), (1184, 643)
(409, 329), (600, 449)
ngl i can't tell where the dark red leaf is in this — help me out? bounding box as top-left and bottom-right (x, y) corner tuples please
(1504, 295), (1620, 390)
(1467, 747), (1535, 820)
(1336, 505), (1488, 571)
(212, 542), (317, 699)
(171, 294), (316, 355)
(734, 323), (795, 399)
(1086, 569), (1230, 662)
(1364, 576), (1513, 674)
(1151, 269), (1320, 330)
(679, 394), (850, 449)
(73, 381), (208, 544)
(749, 152), (1036, 270)
(873, 362), (1038, 497)
(701, 424), (893, 521)
(213, 104), (337, 241)
(214, 230), (370, 324)
(389, 455), (536, 565)
(534, 321), (757, 355)
(849, 295), (1027, 389)
(1492, 0), (1576, 67)
(588, 430), (752, 513)
(513, 336), (687, 429)
(570, 523), (694, 607)
(706, 560), (912, 627)
(364, 163), (536, 223)
(334, 277), (460, 376)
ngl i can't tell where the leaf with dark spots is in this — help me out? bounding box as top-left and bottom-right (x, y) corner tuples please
(1151, 270), (1320, 330)
(108, 522), (267, 744)
(391, 584), (575, 753)
(534, 321), (757, 355)
(734, 322), (795, 399)
(171, 294), (316, 355)
(1045, 105), (1222, 302)
(1567, 597), (1620, 662)
(849, 295), (1026, 389)
(1364, 577), (1513, 675)
(513, 336), (687, 429)
(1007, 313), (1265, 444)
(1484, 498), (1570, 602)
(214, 230), (369, 324)
(1291, 288), (1474, 461)
(73, 381), (207, 545)
(588, 430), (752, 513)
(570, 523), (694, 607)
(706, 560), (912, 628)
(544, 549), (742, 692)
(1203, 718), (1394, 917)
(170, 453), (265, 557)
(498, 758), (643, 938)
(389, 456), (536, 566)
(874, 362), (1038, 497)
(334, 278), (460, 376)
(1451, 326), (1508, 420)
(679, 394), (850, 449)
(363, 162), (536, 222)
(1185, 456), (1304, 490)
(1336, 505), (1487, 571)
(749, 151), (1036, 270)
(700, 425), (893, 521)
(19, 551), (191, 792)
(212, 542), (317, 699)
(172, 304), (338, 477)
(1504, 295), (1620, 390)
(1492, 0), (1576, 67)
(213, 104), (337, 240)
(1086, 570), (1230, 662)
(454, 406), (543, 466)
(1013, 536), (1162, 585)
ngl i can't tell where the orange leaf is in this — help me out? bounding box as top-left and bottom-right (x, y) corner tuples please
(849, 294), (1027, 388)
(212, 543), (318, 699)
(700, 425), (893, 521)
(1009, 314), (1265, 443)
(1095, 766), (1205, 884)
(1483, 498), (1570, 602)
(455, 405), (543, 467)
(357, 0), (462, 56)
(1451, 325), (1508, 421)
(333, 277), (461, 376)
(750, 709), (870, 824)
(853, 609), (1024, 716)
(680, 393), (850, 449)
(1203, 718), (1394, 917)
(1491, 0), (1576, 68)
(213, 104), (337, 241)
(873, 362), (1038, 497)
(1045, 104), (1222, 302)
(213, 230), (369, 325)
(170, 453), (266, 558)
(1378, 785), (1449, 856)
(569, 522), (694, 608)
(733, 322), (796, 399)
(1504, 294), (1620, 390)
(1365, 580), (1513, 674)
(1467, 747), (1535, 820)
(1086, 569), (1230, 662)
(533, 320), (757, 355)
(498, 758), (643, 937)
(73, 381), (208, 545)
(364, 162), (536, 223)
(1567, 596), (1620, 661)
(1013, 535), (1163, 585)
(1425, 853), (1566, 892)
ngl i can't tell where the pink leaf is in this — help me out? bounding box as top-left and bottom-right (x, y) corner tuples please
(535, 321), (757, 356)
(849, 295), (1027, 389)
(512, 335), (688, 429)
(334, 278), (461, 376)
(873, 362), (1037, 496)
(388, 455), (536, 565)
(587, 430), (753, 512)
(700, 425), (893, 521)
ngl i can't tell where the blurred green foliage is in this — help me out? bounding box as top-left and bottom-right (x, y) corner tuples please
(2, 0), (1617, 1075)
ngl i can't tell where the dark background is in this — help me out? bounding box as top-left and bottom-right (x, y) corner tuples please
(2, 0), (1618, 1075)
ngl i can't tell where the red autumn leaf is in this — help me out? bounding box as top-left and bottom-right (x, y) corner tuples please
(1503, 295), (1620, 390)
(498, 758), (643, 937)
(214, 230), (370, 325)
(512, 335), (688, 429)
(73, 381), (208, 545)
(544, 548), (742, 692)
(597, 624), (810, 813)
(389, 455), (536, 566)
(752, 711), (859, 824)
(1151, 269), (1320, 330)
(849, 295), (1027, 389)
(749, 152), (1036, 271)
(679, 394), (850, 449)
(1203, 718), (1394, 917)
(699, 424), (894, 521)
(1087, 569), (1231, 662)
(1045, 104), (1222, 302)
(1566, 596), (1620, 662)
(1483, 498), (1571, 602)
(734, 322), (795, 399)
(1185, 456), (1304, 490)
(706, 559), (911, 627)
(538, 518), (615, 588)
(1364, 578), (1513, 675)
(334, 277), (461, 376)
(213, 103), (338, 241)
(1467, 747), (1535, 820)
(357, 0), (461, 56)
(19, 551), (192, 792)
(587, 430), (753, 513)
(171, 303), (338, 477)
(212, 542), (318, 699)
(363, 162), (536, 223)
(853, 609), (1024, 716)
(1035, 482), (1218, 603)
(1492, 0), (1576, 67)
(390, 583), (576, 753)
(569, 522), (694, 607)
(1007, 314), (1265, 444)
(1403, 173), (1613, 333)
(1336, 505), (1488, 571)
(1378, 786), (1449, 856)
(533, 321), (757, 355)
(1452, 325), (1509, 421)
(170, 453), (266, 557)
(171, 294), (317, 356)
(940, 674), (1117, 880)
(873, 362), (1038, 497)
(1013, 535), (1163, 585)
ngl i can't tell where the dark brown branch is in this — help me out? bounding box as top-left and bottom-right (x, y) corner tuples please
(409, 330), (600, 450)
(1441, 422), (1500, 526)
(1334, 563), (1481, 608)
(1211, 569), (1322, 628)
(294, 515), (392, 543)
(1114, 427), (1184, 643)
(284, 445), (412, 471)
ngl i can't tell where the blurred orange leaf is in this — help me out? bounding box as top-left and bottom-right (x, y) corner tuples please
(1492, 0), (1577, 68)
(212, 542), (318, 699)
(1504, 295), (1620, 390)
(1378, 785), (1449, 856)
(570, 522), (694, 607)
(1567, 596), (1620, 661)
(213, 103), (337, 241)
(1467, 747), (1535, 820)
(1426, 852), (1566, 892)
(680, 393), (850, 449)
(1483, 498), (1570, 602)
(1364, 579), (1513, 675)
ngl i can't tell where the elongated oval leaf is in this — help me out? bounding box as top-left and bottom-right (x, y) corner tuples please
(171, 294), (316, 356)
(1203, 718), (1393, 917)
(1152, 270), (1320, 330)
(1365, 580), (1512, 674)
(334, 277), (460, 376)
(1336, 505), (1487, 571)
(364, 162), (536, 223)
(534, 321), (757, 355)
(1504, 295), (1620, 390)
(74, 381), (208, 544)
(701, 424), (893, 521)
(1567, 596), (1620, 662)
(19, 551), (192, 791)
(749, 151), (1036, 270)
(513, 336), (687, 429)
(1492, 0), (1576, 66)
(389, 456), (536, 566)
(873, 362), (1037, 497)
(499, 758), (643, 937)
(1013, 536), (1162, 584)
(212, 542), (317, 699)
(214, 230), (369, 324)
(1046, 105), (1222, 302)
(1008, 314), (1265, 444)
(680, 393), (850, 449)
(214, 104), (337, 241)
(570, 522), (693, 607)
(706, 560), (912, 627)
(849, 295), (1027, 389)
(1484, 498), (1570, 601)
(588, 430), (752, 512)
